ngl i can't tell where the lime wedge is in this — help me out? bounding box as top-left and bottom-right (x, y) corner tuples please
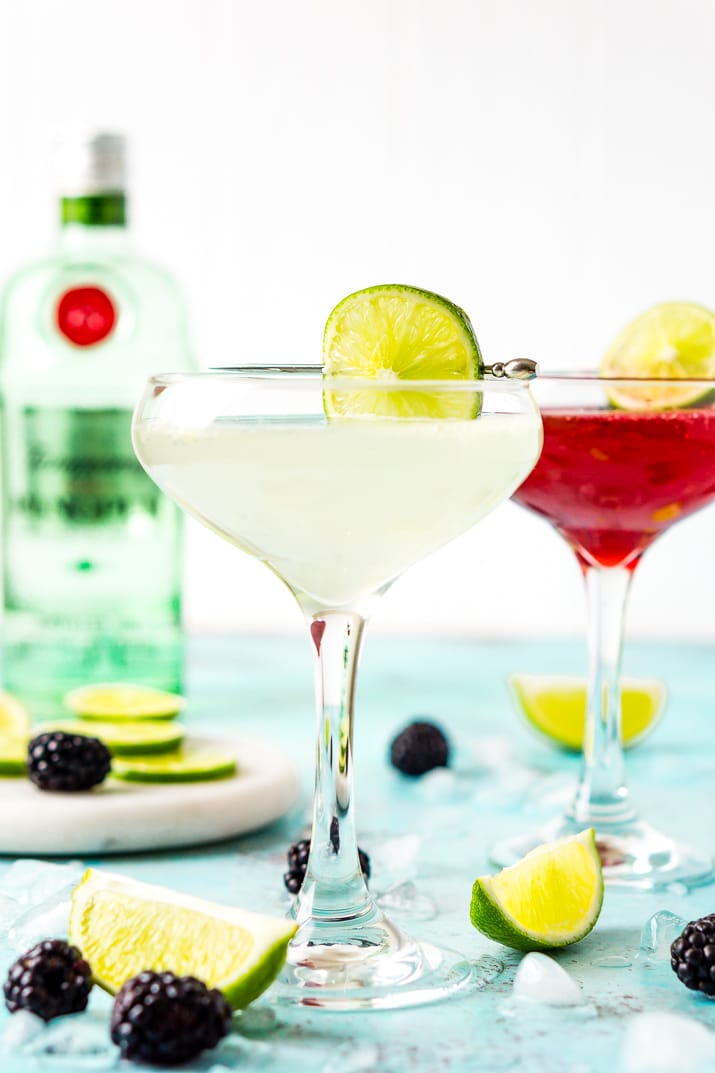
(44, 719), (185, 756)
(69, 868), (297, 1008)
(510, 673), (666, 752)
(65, 683), (185, 721)
(0, 693), (31, 737)
(0, 734), (28, 775)
(600, 301), (715, 409)
(470, 829), (604, 951)
(112, 743), (237, 782)
(322, 284), (482, 418)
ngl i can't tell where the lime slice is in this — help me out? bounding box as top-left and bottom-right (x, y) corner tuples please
(69, 868), (297, 1008)
(510, 673), (666, 752)
(112, 743), (237, 782)
(0, 693), (31, 737)
(322, 284), (482, 418)
(600, 302), (715, 409)
(470, 829), (604, 951)
(44, 719), (185, 757)
(0, 734), (28, 775)
(65, 683), (185, 721)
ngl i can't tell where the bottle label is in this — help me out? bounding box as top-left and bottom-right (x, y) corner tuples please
(11, 408), (161, 526)
(56, 285), (117, 347)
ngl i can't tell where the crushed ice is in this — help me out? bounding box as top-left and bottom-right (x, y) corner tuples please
(0, 1009), (117, 1069)
(369, 834), (421, 880)
(622, 1011), (715, 1073)
(7, 889), (74, 951)
(512, 952), (585, 1006)
(376, 880), (438, 921)
(0, 1009), (46, 1049)
(0, 859), (83, 947)
(0, 859), (83, 906)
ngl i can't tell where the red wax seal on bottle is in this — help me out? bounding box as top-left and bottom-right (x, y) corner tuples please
(56, 286), (117, 347)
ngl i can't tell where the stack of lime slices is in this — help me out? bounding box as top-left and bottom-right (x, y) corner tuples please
(601, 301), (715, 409)
(0, 683), (238, 784)
(61, 683), (237, 783)
(323, 284), (483, 418)
(70, 869), (296, 1009)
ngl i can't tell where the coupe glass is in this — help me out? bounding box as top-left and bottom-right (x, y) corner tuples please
(132, 367), (542, 1010)
(491, 373), (715, 888)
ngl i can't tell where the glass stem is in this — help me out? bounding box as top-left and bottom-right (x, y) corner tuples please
(570, 564), (637, 826)
(294, 610), (373, 929)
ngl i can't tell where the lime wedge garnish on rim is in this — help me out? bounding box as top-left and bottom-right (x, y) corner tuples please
(0, 734), (28, 775)
(600, 301), (715, 409)
(65, 683), (184, 721)
(112, 743), (237, 782)
(470, 829), (603, 951)
(0, 692), (30, 737)
(510, 673), (666, 752)
(44, 719), (185, 756)
(69, 868), (297, 1008)
(323, 284), (482, 418)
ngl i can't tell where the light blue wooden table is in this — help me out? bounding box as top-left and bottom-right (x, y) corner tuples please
(1, 633), (715, 1072)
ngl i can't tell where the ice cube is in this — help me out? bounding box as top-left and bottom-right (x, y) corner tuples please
(7, 888), (73, 951)
(0, 860), (83, 908)
(622, 1011), (715, 1073)
(370, 835), (421, 879)
(639, 910), (687, 961)
(0, 1009), (46, 1050)
(376, 880), (438, 921)
(415, 768), (470, 802)
(512, 952), (584, 1006)
(0, 893), (21, 933)
(24, 1010), (118, 1069)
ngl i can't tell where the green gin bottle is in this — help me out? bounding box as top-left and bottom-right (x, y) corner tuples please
(0, 132), (194, 715)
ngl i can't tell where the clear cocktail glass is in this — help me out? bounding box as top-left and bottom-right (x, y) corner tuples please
(491, 372), (715, 889)
(132, 366), (542, 1010)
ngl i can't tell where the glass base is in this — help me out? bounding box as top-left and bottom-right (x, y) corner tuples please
(490, 815), (714, 890)
(269, 910), (477, 1011)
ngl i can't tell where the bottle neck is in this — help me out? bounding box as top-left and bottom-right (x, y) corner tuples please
(58, 194), (129, 253)
(60, 193), (127, 228)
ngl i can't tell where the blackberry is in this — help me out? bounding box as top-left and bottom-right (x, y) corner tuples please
(3, 939), (92, 1021)
(110, 970), (232, 1066)
(671, 913), (715, 996)
(28, 731), (111, 792)
(283, 836), (371, 894)
(389, 719), (450, 776)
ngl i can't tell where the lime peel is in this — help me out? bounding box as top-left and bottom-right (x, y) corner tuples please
(470, 829), (604, 951)
(70, 868), (297, 1009)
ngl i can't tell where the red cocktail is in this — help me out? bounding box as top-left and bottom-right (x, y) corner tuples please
(492, 375), (715, 889)
(514, 406), (715, 571)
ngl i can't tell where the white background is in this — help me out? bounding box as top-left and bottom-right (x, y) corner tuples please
(1, 0), (714, 640)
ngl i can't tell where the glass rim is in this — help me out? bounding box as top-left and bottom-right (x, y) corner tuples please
(535, 369), (715, 385)
(144, 366), (532, 394)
